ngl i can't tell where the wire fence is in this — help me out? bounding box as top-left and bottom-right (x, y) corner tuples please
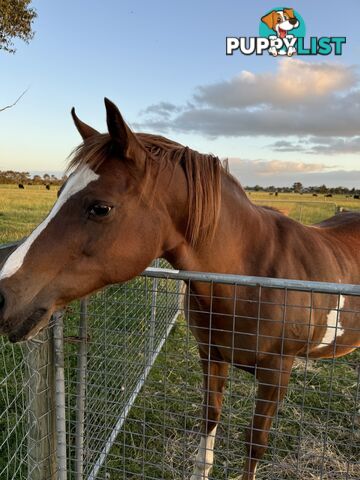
(0, 248), (359, 479)
(63, 267), (181, 479)
(0, 326), (56, 480)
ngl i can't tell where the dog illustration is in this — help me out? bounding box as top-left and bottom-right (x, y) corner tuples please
(261, 8), (299, 57)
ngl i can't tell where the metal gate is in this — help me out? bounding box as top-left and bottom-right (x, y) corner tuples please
(1, 242), (359, 479)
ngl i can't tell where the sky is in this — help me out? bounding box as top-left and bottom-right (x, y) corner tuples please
(0, 0), (359, 187)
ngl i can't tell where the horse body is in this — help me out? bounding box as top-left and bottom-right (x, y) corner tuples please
(0, 100), (359, 479)
(166, 175), (360, 479)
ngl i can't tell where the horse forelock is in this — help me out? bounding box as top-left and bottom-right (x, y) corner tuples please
(67, 132), (243, 248)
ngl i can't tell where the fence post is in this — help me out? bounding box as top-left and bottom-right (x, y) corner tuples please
(53, 311), (68, 480)
(26, 329), (57, 480)
(75, 298), (89, 480)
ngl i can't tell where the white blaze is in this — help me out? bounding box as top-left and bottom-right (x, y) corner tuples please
(0, 165), (99, 280)
(315, 295), (345, 350)
(190, 425), (218, 480)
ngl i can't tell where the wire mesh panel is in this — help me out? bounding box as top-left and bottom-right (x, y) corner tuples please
(61, 269), (359, 480)
(63, 270), (181, 479)
(0, 242), (57, 480)
(0, 267), (359, 480)
(0, 329), (55, 480)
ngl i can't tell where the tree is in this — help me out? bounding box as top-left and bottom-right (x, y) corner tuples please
(0, 1), (37, 54)
(292, 182), (303, 193)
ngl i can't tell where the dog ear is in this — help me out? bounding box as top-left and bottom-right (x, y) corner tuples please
(284, 8), (295, 19)
(261, 11), (276, 30)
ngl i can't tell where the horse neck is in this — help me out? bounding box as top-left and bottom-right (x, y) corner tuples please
(162, 168), (262, 274)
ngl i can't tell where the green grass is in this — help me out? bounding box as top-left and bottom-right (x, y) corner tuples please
(248, 191), (360, 210)
(247, 192), (360, 225)
(1, 186), (359, 245)
(0, 184), (58, 244)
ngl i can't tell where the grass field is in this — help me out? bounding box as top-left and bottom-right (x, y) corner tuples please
(1, 184), (360, 244)
(248, 191), (360, 225)
(0, 184), (58, 244)
(0, 185), (360, 479)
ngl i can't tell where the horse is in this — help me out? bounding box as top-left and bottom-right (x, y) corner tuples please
(0, 99), (359, 479)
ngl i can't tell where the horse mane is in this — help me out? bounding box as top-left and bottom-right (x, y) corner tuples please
(68, 132), (241, 247)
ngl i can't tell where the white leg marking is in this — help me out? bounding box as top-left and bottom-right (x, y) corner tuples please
(0, 165), (99, 280)
(190, 425), (217, 480)
(315, 295), (345, 350)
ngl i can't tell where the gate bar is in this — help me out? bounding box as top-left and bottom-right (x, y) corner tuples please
(143, 268), (360, 296)
(75, 298), (89, 480)
(53, 312), (67, 480)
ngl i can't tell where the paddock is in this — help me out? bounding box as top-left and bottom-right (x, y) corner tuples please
(1, 242), (359, 480)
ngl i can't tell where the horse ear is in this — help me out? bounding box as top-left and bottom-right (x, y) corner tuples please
(71, 108), (99, 140)
(104, 98), (146, 168)
(104, 98), (135, 154)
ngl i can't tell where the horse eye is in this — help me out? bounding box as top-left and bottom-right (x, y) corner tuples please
(89, 204), (113, 218)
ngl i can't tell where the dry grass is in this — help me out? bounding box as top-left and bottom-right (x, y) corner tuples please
(0, 184), (58, 243)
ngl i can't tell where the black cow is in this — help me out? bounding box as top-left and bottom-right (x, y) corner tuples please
(18, 184), (24, 189)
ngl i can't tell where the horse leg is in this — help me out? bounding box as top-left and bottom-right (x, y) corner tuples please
(191, 356), (229, 480)
(241, 356), (294, 480)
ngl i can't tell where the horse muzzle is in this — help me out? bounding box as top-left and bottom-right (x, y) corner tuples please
(1, 306), (50, 343)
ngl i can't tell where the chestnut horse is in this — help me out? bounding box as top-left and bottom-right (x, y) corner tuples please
(0, 99), (359, 479)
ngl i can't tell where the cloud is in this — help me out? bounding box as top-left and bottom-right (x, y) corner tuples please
(193, 61), (356, 108)
(229, 158), (329, 175)
(141, 101), (181, 117)
(136, 60), (360, 139)
(270, 136), (360, 154)
(226, 159), (360, 188)
(271, 140), (307, 152)
(308, 136), (360, 154)
(138, 102), (360, 137)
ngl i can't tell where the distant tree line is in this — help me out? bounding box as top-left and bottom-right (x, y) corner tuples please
(0, 170), (65, 186)
(1, 172), (358, 196)
(246, 182), (360, 196)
